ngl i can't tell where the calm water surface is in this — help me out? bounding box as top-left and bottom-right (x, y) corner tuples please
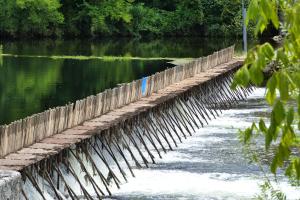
(0, 38), (245, 125)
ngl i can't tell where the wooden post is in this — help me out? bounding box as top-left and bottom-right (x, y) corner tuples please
(0, 45), (238, 158)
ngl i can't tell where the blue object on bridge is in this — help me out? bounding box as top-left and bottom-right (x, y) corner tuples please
(141, 77), (148, 96)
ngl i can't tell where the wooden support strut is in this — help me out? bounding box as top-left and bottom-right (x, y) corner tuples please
(117, 131), (143, 169)
(53, 164), (79, 200)
(98, 135), (128, 182)
(178, 97), (203, 128)
(44, 170), (63, 200)
(69, 149), (104, 199)
(151, 112), (178, 147)
(216, 75), (240, 104)
(188, 94), (210, 124)
(197, 87), (220, 117)
(137, 119), (163, 158)
(211, 82), (233, 108)
(185, 95), (205, 127)
(110, 135), (136, 177)
(21, 189), (30, 200)
(163, 106), (188, 139)
(169, 104), (193, 136)
(132, 123), (156, 164)
(147, 115), (174, 151)
(197, 92), (219, 118)
(141, 117), (166, 154)
(173, 102), (195, 134)
(225, 73), (246, 100)
(91, 139), (121, 188)
(61, 159), (94, 200)
(123, 124), (149, 167)
(222, 74), (244, 101)
(157, 109), (183, 143)
(204, 83), (227, 111)
(23, 169), (47, 200)
(176, 98), (199, 129)
(0, 50), (250, 200)
(53, 162), (79, 200)
(83, 143), (113, 196)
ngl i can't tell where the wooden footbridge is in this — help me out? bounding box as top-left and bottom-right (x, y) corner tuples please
(0, 46), (251, 199)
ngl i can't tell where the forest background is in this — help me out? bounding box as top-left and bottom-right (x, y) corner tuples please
(0, 0), (260, 39)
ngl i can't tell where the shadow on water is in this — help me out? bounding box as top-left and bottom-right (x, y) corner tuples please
(1, 37), (247, 58)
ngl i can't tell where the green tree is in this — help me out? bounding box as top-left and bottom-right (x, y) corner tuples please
(202, 0), (246, 37)
(0, 0), (63, 37)
(82, 0), (133, 36)
(232, 0), (300, 195)
(130, 0), (204, 36)
(0, 0), (250, 38)
(170, 0), (204, 35)
(130, 4), (170, 36)
(0, 0), (18, 35)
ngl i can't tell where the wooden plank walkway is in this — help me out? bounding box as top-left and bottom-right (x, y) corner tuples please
(0, 58), (243, 171)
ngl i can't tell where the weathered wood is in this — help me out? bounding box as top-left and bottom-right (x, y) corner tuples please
(0, 46), (238, 160)
(12, 54), (251, 199)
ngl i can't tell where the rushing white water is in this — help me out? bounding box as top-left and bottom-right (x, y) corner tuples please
(106, 88), (300, 200)
(22, 88), (300, 200)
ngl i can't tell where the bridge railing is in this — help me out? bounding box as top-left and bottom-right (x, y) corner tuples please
(0, 45), (235, 157)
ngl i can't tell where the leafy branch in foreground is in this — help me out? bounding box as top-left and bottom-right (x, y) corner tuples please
(232, 0), (300, 188)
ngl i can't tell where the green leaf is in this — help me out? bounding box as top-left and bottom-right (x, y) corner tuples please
(266, 73), (277, 104)
(276, 48), (289, 67)
(293, 158), (300, 180)
(285, 163), (293, 178)
(269, 1), (279, 29)
(271, 144), (291, 174)
(266, 122), (276, 149)
(249, 62), (264, 85)
(259, 119), (267, 133)
(242, 127), (253, 144)
(234, 66), (250, 87)
(286, 107), (294, 126)
(298, 94), (300, 116)
(260, 0), (270, 22)
(246, 0), (259, 25)
(266, 90), (276, 105)
(278, 72), (289, 101)
(282, 126), (295, 146)
(278, 144), (291, 167)
(267, 74), (277, 93)
(244, 50), (256, 65)
(273, 100), (286, 125)
(260, 43), (274, 60)
(255, 19), (267, 35)
(257, 55), (266, 70)
(271, 153), (278, 174)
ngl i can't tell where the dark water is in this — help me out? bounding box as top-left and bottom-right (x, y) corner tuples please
(0, 38), (246, 125)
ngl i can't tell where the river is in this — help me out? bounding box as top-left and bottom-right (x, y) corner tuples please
(21, 87), (300, 200)
(3, 38), (299, 199)
(106, 88), (300, 200)
(0, 38), (244, 125)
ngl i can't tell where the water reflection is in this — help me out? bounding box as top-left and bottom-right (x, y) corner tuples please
(1, 38), (247, 58)
(0, 38), (252, 125)
(0, 57), (171, 125)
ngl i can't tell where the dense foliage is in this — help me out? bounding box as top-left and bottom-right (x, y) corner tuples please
(0, 0), (64, 37)
(0, 0), (249, 38)
(233, 0), (300, 197)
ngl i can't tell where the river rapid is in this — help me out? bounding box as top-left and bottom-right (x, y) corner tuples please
(106, 88), (300, 200)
